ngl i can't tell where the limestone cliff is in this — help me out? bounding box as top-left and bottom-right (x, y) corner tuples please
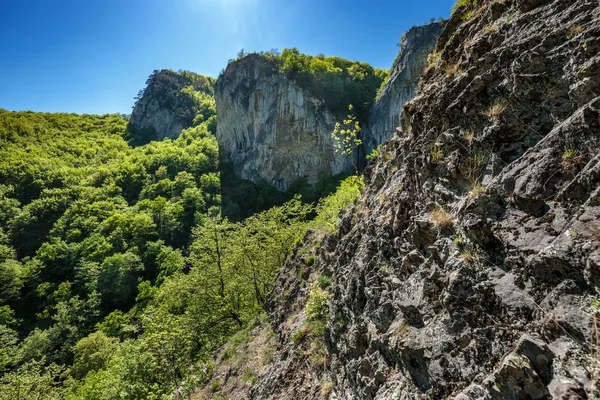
(215, 32), (442, 190)
(215, 54), (351, 191)
(363, 22), (444, 155)
(127, 69), (215, 144)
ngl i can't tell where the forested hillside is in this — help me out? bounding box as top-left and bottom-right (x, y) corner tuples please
(0, 107), (220, 397)
(0, 60), (366, 398)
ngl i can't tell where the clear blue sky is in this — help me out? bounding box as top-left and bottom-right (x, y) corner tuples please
(0, 0), (455, 114)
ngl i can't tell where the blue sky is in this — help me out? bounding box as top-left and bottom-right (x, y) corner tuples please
(0, 0), (455, 114)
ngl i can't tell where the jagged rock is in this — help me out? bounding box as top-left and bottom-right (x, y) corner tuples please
(245, 0), (600, 399)
(363, 22), (444, 155)
(128, 69), (215, 142)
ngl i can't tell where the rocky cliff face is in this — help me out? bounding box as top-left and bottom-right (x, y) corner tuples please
(230, 0), (600, 398)
(128, 70), (215, 143)
(363, 22), (444, 155)
(215, 30), (441, 191)
(215, 55), (351, 191)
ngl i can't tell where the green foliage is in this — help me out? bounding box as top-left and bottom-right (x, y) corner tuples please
(0, 109), (222, 397)
(313, 176), (364, 233)
(332, 104), (362, 172)
(366, 145), (381, 161)
(375, 70), (391, 97)
(305, 282), (330, 322)
(242, 368), (257, 385)
(427, 51), (441, 67)
(452, 0), (478, 15)
(317, 275), (331, 289)
(71, 331), (119, 379)
(291, 327), (310, 344)
(0, 360), (65, 400)
(96, 310), (130, 339)
(562, 145), (583, 170)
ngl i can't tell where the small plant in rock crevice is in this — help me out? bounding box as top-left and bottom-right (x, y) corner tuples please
(427, 51), (441, 68)
(453, 235), (465, 250)
(469, 181), (486, 198)
(462, 130), (475, 146)
(366, 145), (381, 161)
(321, 379), (335, 399)
(305, 282), (330, 322)
(483, 23), (499, 34)
(242, 368), (257, 385)
(445, 62), (461, 76)
(317, 275), (331, 289)
(469, 149), (486, 172)
(430, 143), (445, 164)
(458, 251), (480, 263)
(291, 325), (311, 344)
(567, 25), (584, 39)
(430, 206), (454, 230)
(562, 145), (583, 170)
(484, 101), (507, 118)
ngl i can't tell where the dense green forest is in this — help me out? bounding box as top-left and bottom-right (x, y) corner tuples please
(0, 69), (364, 398)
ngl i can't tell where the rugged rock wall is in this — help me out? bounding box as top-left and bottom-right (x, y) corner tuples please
(215, 55), (350, 191)
(215, 33), (441, 191)
(363, 22), (444, 155)
(243, 0), (600, 398)
(128, 69), (214, 143)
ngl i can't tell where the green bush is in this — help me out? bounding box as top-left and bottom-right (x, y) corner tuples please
(313, 176), (363, 233)
(305, 282), (330, 322)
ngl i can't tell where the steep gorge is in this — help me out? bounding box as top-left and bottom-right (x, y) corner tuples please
(214, 32), (441, 190)
(201, 0), (600, 398)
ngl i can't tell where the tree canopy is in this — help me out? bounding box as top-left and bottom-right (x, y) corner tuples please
(0, 102), (364, 398)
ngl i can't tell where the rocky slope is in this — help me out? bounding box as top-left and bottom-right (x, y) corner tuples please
(363, 22), (444, 155)
(127, 69), (215, 143)
(218, 0), (600, 398)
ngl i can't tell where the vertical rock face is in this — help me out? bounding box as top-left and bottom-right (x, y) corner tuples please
(363, 22), (444, 154)
(215, 55), (350, 191)
(215, 28), (442, 190)
(128, 69), (215, 143)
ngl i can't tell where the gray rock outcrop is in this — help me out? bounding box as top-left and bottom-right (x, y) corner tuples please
(363, 22), (444, 155)
(215, 26), (441, 191)
(128, 69), (215, 143)
(215, 55), (351, 191)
